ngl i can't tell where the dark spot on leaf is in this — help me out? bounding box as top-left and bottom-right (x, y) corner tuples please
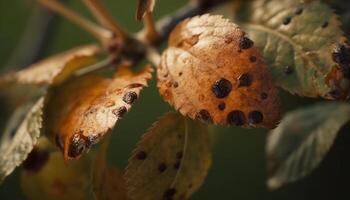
(188, 183), (193, 188)
(261, 92), (268, 100)
(227, 110), (246, 126)
(136, 151), (147, 160)
(112, 106), (127, 118)
(176, 151), (183, 159)
(321, 21), (328, 28)
(284, 65), (294, 74)
(127, 83), (144, 89)
(195, 109), (213, 123)
(239, 37), (254, 50)
(173, 82), (179, 88)
(123, 91), (138, 104)
(174, 161), (181, 170)
(212, 78), (232, 98)
(282, 17), (292, 25)
(218, 103), (226, 111)
(158, 163), (167, 173)
(22, 148), (49, 172)
(237, 73), (252, 87)
(295, 7), (303, 15)
(87, 134), (100, 147)
(249, 56), (257, 63)
(178, 72), (183, 76)
(332, 44), (350, 65)
(163, 188), (177, 200)
(248, 111), (263, 124)
(68, 134), (87, 158)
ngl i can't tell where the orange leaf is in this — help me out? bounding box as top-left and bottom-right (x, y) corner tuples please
(157, 14), (281, 129)
(43, 65), (153, 160)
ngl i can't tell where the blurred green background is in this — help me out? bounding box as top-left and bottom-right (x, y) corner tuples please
(0, 0), (350, 199)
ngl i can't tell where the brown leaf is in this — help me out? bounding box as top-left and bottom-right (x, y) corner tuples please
(125, 112), (211, 200)
(136, 0), (156, 21)
(43, 65), (153, 160)
(2, 44), (100, 86)
(157, 14), (281, 129)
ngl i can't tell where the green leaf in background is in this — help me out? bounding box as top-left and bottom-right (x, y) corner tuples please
(92, 137), (128, 200)
(266, 102), (350, 189)
(243, 0), (350, 99)
(124, 112), (212, 200)
(0, 97), (43, 183)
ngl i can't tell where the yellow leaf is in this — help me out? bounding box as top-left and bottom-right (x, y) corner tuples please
(125, 112), (212, 200)
(43, 65), (153, 160)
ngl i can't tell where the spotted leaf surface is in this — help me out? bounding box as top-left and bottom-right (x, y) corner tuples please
(136, 0), (156, 20)
(125, 112), (211, 200)
(0, 97), (43, 183)
(43, 65), (152, 160)
(92, 138), (128, 200)
(267, 102), (350, 189)
(243, 0), (350, 99)
(1, 44), (100, 86)
(21, 151), (91, 200)
(158, 14), (280, 128)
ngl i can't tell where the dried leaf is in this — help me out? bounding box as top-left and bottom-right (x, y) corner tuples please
(1, 44), (100, 86)
(20, 151), (91, 200)
(243, 0), (350, 99)
(44, 65), (153, 160)
(266, 102), (350, 189)
(158, 14), (281, 128)
(92, 138), (128, 200)
(0, 97), (44, 183)
(136, 0), (156, 21)
(125, 112), (212, 200)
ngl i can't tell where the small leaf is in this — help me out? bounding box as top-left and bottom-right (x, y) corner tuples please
(266, 102), (350, 189)
(20, 151), (91, 200)
(0, 97), (44, 183)
(1, 44), (100, 86)
(44, 65), (153, 160)
(125, 112), (212, 200)
(92, 138), (128, 200)
(158, 14), (281, 128)
(242, 0), (350, 99)
(136, 0), (156, 21)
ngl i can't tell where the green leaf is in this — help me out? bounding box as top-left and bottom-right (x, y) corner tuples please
(242, 0), (350, 99)
(0, 97), (44, 183)
(92, 138), (128, 200)
(125, 112), (212, 200)
(266, 102), (350, 189)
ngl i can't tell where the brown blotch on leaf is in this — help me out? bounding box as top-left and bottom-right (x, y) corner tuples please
(227, 110), (246, 126)
(239, 36), (254, 50)
(284, 65), (294, 74)
(127, 83), (144, 89)
(136, 151), (147, 160)
(248, 111), (263, 124)
(163, 188), (177, 200)
(295, 7), (303, 15)
(212, 78), (232, 98)
(123, 91), (138, 104)
(176, 151), (183, 159)
(332, 44), (350, 66)
(68, 134), (87, 158)
(173, 82), (179, 88)
(178, 72), (183, 76)
(195, 109), (213, 123)
(112, 106), (127, 118)
(158, 163), (167, 173)
(237, 73), (252, 87)
(249, 56), (257, 63)
(321, 21), (329, 28)
(218, 103), (226, 111)
(22, 148), (49, 172)
(261, 92), (268, 100)
(174, 161), (181, 170)
(282, 17), (292, 25)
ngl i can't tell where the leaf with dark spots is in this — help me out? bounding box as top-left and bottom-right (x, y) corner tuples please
(242, 0), (350, 99)
(43, 65), (152, 160)
(158, 14), (281, 128)
(125, 112), (212, 200)
(266, 102), (350, 189)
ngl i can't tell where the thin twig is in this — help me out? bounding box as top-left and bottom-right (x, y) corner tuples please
(74, 56), (116, 76)
(38, 0), (113, 43)
(81, 0), (127, 41)
(143, 12), (159, 43)
(145, 46), (161, 66)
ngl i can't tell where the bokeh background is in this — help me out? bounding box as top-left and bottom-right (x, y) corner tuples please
(0, 0), (350, 199)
